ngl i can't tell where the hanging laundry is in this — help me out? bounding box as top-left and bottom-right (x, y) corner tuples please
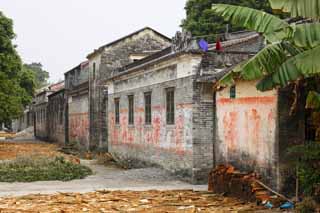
(216, 36), (223, 51)
(198, 39), (209, 52)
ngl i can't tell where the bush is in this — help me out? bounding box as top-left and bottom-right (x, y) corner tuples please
(287, 143), (320, 196)
(0, 155), (92, 182)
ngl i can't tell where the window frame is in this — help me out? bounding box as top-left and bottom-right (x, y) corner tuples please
(230, 85), (236, 99)
(128, 95), (134, 125)
(144, 92), (152, 125)
(166, 88), (175, 125)
(114, 98), (120, 125)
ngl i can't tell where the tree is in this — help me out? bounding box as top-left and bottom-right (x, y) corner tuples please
(0, 11), (35, 124)
(181, 0), (272, 41)
(23, 63), (49, 89)
(211, 2), (320, 92)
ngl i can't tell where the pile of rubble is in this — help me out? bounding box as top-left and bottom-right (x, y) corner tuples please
(208, 165), (288, 209)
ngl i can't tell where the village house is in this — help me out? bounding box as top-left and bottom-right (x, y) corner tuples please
(34, 81), (64, 140)
(12, 107), (33, 133)
(28, 27), (307, 191)
(87, 27), (172, 150)
(104, 31), (264, 184)
(64, 61), (90, 150)
(214, 79), (306, 191)
(47, 88), (66, 145)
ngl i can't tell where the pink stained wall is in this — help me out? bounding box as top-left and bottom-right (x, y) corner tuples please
(216, 81), (278, 174)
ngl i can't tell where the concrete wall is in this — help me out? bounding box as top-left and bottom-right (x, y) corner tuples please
(69, 93), (89, 150)
(107, 54), (202, 182)
(215, 80), (278, 187)
(48, 90), (65, 145)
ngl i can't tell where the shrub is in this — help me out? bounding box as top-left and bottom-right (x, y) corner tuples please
(287, 143), (320, 196)
(0, 155), (92, 182)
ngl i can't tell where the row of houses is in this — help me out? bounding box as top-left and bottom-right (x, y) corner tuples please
(14, 27), (312, 192)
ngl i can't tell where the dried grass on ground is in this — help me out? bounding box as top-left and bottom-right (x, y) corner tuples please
(0, 142), (79, 163)
(0, 142), (59, 160)
(0, 190), (268, 212)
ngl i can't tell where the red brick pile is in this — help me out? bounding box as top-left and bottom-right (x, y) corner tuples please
(208, 165), (284, 205)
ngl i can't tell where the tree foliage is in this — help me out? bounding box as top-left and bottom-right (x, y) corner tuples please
(181, 0), (272, 41)
(23, 63), (49, 89)
(211, 2), (320, 91)
(0, 11), (35, 123)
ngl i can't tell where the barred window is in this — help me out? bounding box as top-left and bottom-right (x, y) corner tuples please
(144, 92), (152, 125)
(115, 98), (120, 124)
(166, 88), (175, 125)
(128, 95), (134, 125)
(230, 85), (236, 99)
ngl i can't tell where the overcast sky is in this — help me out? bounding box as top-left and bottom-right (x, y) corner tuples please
(1, 0), (186, 82)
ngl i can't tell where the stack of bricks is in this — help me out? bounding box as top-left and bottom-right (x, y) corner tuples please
(208, 165), (284, 205)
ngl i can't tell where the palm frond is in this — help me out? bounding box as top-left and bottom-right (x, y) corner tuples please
(212, 4), (289, 39)
(239, 43), (288, 81)
(257, 56), (302, 91)
(295, 45), (320, 77)
(269, 0), (320, 19)
(293, 23), (320, 49)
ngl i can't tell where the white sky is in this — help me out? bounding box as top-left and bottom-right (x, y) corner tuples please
(0, 0), (186, 82)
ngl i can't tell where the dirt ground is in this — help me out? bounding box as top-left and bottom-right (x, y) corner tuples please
(0, 141), (273, 212)
(0, 141), (63, 160)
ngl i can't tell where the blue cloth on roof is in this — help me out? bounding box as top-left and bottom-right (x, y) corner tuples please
(198, 39), (209, 52)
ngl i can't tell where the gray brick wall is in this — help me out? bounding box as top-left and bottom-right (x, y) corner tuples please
(108, 66), (195, 181)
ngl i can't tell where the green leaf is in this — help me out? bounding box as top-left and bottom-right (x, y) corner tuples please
(293, 23), (320, 49)
(239, 42), (289, 80)
(295, 45), (320, 77)
(269, 0), (320, 19)
(212, 4), (289, 41)
(257, 56), (302, 90)
(218, 71), (236, 87)
(306, 91), (320, 109)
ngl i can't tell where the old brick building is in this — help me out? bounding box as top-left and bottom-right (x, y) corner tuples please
(64, 61), (90, 150)
(34, 81), (64, 141)
(87, 27), (171, 150)
(30, 27), (306, 190)
(103, 31), (263, 184)
(47, 88), (65, 145)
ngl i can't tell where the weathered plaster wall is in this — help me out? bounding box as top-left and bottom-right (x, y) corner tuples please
(216, 80), (278, 186)
(107, 55), (202, 182)
(48, 91), (65, 145)
(69, 93), (89, 150)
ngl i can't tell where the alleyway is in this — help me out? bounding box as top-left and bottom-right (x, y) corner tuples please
(0, 140), (203, 197)
(0, 140), (272, 212)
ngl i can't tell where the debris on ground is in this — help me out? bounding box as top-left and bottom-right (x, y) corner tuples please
(208, 165), (286, 209)
(0, 141), (80, 164)
(13, 127), (34, 140)
(0, 190), (268, 212)
(0, 131), (15, 140)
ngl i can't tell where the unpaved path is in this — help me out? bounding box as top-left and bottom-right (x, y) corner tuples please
(0, 159), (206, 197)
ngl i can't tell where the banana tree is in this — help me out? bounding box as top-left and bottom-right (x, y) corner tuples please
(211, 1), (320, 94)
